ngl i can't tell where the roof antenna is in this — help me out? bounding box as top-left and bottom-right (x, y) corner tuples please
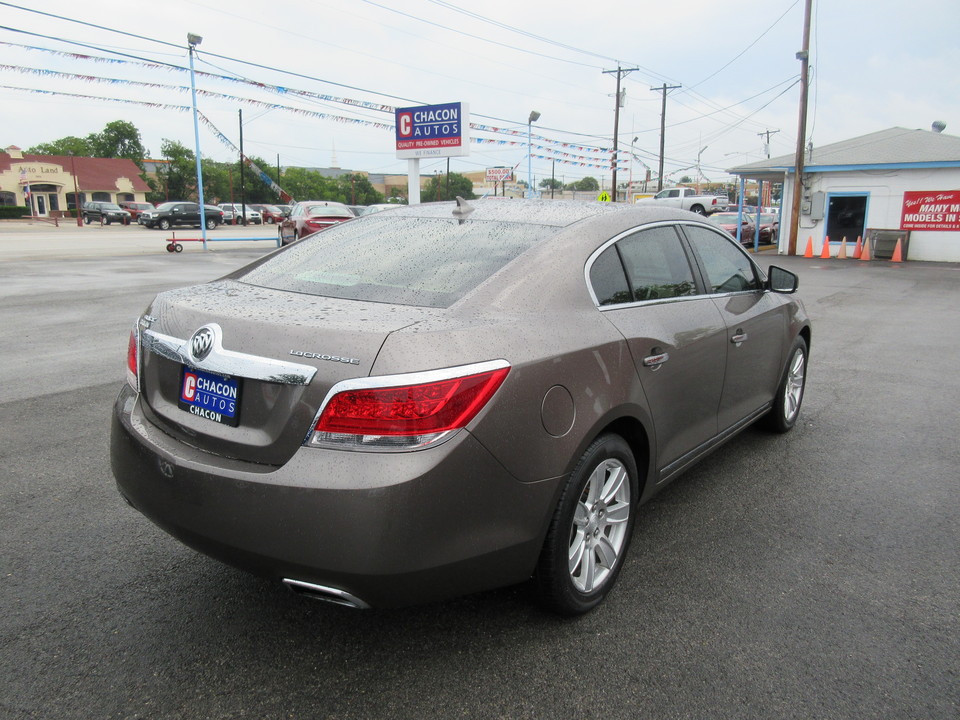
(452, 196), (475, 217)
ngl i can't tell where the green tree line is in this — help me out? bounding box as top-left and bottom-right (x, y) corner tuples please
(26, 120), (386, 206)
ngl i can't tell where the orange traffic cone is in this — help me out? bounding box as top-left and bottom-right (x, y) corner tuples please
(803, 236), (814, 258)
(891, 238), (904, 262)
(860, 237), (872, 261)
(837, 237), (848, 259)
(852, 236), (863, 259)
(820, 236), (831, 259)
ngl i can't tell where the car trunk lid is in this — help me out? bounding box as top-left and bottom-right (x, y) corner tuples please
(137, 279), (437, 466)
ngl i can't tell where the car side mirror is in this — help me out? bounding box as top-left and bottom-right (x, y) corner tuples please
(767, 265), (798, 293)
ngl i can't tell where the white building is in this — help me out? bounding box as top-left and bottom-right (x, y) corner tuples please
(728, 127), (960, 262)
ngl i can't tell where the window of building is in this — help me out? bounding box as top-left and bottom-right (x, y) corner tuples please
(0, 191), (16, 206)
(92, 191), (111, 202)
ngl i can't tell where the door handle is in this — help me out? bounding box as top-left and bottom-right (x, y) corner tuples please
(731, 331), (748, 345)
(643, 351), (670, 369)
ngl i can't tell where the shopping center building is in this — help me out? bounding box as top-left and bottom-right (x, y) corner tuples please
(0, 146), (150, 216)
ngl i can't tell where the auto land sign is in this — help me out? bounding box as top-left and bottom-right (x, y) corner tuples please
(395, 102), (469, 159)
(901, 190), (960, 231)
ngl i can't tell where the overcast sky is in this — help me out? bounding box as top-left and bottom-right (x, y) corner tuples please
(1, 0), (957, 188)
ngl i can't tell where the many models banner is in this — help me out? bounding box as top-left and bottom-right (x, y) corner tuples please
(901, 190), (960, 231)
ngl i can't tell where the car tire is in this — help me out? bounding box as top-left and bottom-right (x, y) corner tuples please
(206, 218), (218, 230)
(764, 336), (808, 433)
(690, 205), (706, 215)
(266, 217), (274, 224)
(158, 219), (171, 231)
(83, 215), (91, 224)
(535, 433), (637, 616)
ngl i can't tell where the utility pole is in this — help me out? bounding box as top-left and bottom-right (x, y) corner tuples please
(758, 129), (780, 158)
(651, 83), (681, 191)
(603, 65), (637, 201)
(788, 0), (813, 255)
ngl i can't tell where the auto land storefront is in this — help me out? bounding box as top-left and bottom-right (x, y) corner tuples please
(0, 146), (151, 217)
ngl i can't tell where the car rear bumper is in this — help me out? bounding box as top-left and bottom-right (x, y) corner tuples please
(110, 385), (559, 608)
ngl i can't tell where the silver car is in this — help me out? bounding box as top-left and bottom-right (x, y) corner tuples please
(112, 199), (810, 614)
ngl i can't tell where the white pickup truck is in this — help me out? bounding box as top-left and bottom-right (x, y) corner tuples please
(638, 187), (728, 215)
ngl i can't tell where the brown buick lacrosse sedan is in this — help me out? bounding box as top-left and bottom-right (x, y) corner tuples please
(111, 198), (810, 615)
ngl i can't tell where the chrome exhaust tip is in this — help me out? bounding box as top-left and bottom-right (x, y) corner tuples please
(282, 579), (370, 609)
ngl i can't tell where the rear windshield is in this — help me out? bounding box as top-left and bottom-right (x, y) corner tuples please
(238, 215), (552, 308)
(303, 205), (351, 217)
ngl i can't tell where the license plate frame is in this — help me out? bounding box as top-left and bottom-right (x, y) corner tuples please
(178, 366), (241, 427)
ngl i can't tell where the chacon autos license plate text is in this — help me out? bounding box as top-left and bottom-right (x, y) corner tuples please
(178, 366), (241, 427)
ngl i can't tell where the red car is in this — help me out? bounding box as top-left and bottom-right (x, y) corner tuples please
(707, 212), (756, 245)
(249, 204), (285, 224)
(118, 201), (155, 222)
(279, 201), (353, 244)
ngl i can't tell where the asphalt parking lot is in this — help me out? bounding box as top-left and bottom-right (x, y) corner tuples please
(0, 220), (957, 719)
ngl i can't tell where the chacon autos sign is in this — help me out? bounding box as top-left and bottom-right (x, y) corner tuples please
(395, 102), (469, 159)
(901, 190), (960, 231)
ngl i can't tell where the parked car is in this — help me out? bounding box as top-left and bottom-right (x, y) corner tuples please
(139, 202), (223, 230)
(279, 200), (353, 244)
(707, 212), (757, 245)
(81, 201), (131, 225)
(755, 213), (780, 244)
(118, 201), (155, 222)
(249, 204), (285, 224)
(637, 187), (728, 214)
(358, 204), (397, 216)
(112, 200), (810, 614)
(218, 203), (262, 225)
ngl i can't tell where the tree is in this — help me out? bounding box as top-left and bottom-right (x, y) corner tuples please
(337, 174), (384, 206)
(539, 178), (563, 190)
(279, 167), (341, 202)
(423, 173), (475, 202)
(89, 121), (148, 170)
(567, 176), (599, 192)
(679, 175), (693, 184)
(153, 139), (196, 202)
(26, 136), (93, 156)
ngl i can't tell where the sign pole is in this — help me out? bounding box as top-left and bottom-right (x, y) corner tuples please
(408, 159), (421, 205)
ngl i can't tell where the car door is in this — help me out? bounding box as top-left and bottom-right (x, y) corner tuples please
(589, 223), (727, 475)
(681, 224), (787, 432)
(179, 203), (200, 226)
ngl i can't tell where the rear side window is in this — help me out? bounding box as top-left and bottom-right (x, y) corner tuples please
(588, 225), (698, 305)
(239, 216), (552, 308)
(683, 225), (761, 293)
(589, 246), (632, 306)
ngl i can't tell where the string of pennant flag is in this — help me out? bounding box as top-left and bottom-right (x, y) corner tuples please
(0, 44), (632, 171)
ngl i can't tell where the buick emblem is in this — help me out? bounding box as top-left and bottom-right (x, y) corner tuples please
(190, 327), (215, 362)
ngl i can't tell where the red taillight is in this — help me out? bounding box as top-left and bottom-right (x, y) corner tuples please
(126, 329), (139, 391)
(310, 363), (509, 450)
